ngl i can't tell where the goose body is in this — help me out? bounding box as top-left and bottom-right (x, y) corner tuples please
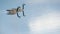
(7, 7), (22, 15)
(6, 4), (25, 18)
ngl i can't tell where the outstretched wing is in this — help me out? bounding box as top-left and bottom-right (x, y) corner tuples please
(22, 4), (26, 16)
(23, 10), (25, 16)
(16, 6), (21, 12)
(17, 12), (20, 18)
(22, 4), (25, 9)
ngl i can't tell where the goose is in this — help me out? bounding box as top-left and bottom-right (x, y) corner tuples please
(6, 4), (26, 18)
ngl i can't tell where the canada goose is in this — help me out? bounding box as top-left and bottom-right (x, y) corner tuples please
(6, 4), (26, 18)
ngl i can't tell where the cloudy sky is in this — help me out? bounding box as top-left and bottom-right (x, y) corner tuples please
(0, 0), (60, 34)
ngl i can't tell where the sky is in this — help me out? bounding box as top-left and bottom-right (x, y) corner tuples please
(0, 0), (60, 34)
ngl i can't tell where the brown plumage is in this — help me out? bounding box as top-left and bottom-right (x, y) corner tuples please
(7, 7), (22, 15)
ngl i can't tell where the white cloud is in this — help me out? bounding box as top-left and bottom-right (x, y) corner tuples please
(28, 9), (60, 34)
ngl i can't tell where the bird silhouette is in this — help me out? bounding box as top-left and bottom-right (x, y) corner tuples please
(6, 4), (26, 18)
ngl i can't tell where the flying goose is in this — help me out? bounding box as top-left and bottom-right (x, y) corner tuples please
(6, 4), (25, 18)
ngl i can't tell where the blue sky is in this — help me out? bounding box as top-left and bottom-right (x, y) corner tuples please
(0, 0), (60, 34)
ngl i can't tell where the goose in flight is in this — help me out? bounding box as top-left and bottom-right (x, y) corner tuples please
(6, 4), (25, 18)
